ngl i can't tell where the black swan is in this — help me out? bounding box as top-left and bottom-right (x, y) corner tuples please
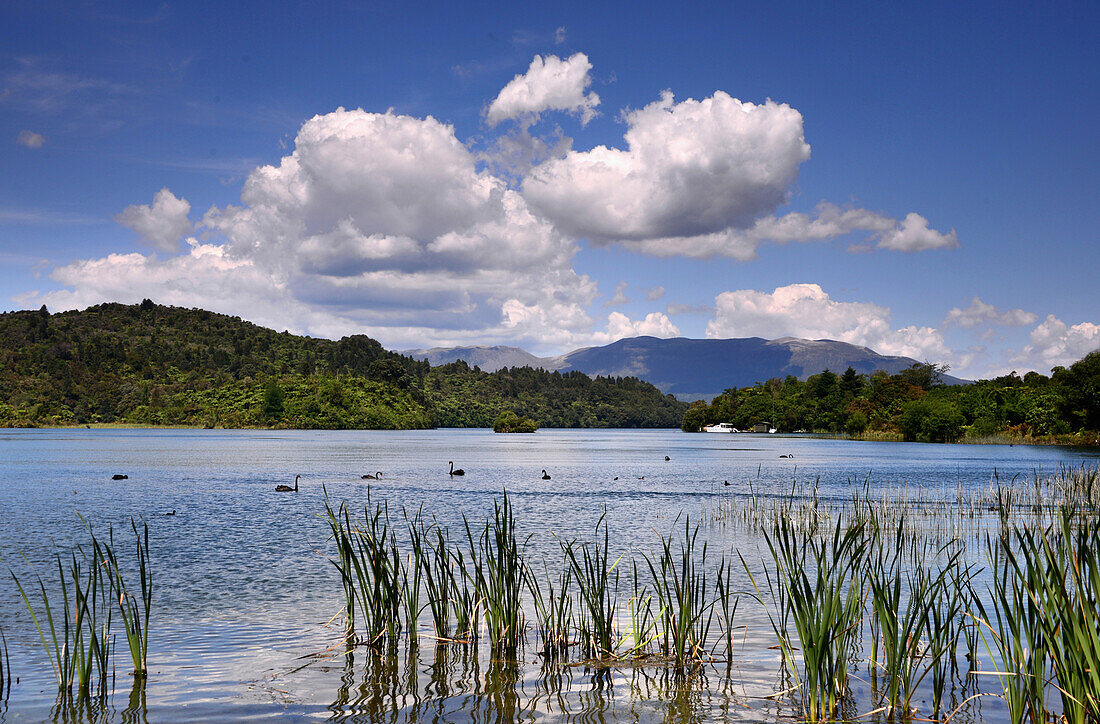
(112, 474), (128, 480)
(448, 461), (465, 476)
(361, 472), (383, 479)
(541, 469), (551, 480)
(276, 475), (300, 492)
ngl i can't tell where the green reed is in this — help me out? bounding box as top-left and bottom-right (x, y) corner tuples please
(101, 519), (152, 679)
(714, 556), (739, 663)
(987, 510), (1100, 724)
(0, 626), (10, 700)
(401, 507), (426, 642)
(623, 559), (660, 658)
(449, 545), (478, 640)
(323, 491), (402, 644)
(752, 515), (866, 723)
(866, 521), (962, 719)
(420, 524), (452, 637)
(561, 513), (619, 658)
(12, 540), (113, 701)
(974, 531), (1049, 723)
(463, 493), (525, 652)
(645, 517), (713, 666)
(526, 561), (573, 658)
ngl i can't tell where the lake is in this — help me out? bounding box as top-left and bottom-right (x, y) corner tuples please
(0, 428), (1097, 721)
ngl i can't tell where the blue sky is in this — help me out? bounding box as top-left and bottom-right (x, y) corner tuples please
(1, 0), (1097, 377)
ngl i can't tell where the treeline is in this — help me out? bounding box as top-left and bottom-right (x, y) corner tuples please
(682, 354), (1100, 445)
(0, 301), (687, 429)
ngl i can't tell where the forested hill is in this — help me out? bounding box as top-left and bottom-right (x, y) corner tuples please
(0, 302), (687, 429)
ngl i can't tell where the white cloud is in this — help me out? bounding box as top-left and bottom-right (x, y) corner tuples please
(486, 53), (600, 126)
(115, 188), (193, 253)
(524, 90), (809, 243)
(1009, 315), (1100, 372)
(522, 89), (956, 258)
(706, 283), (950, 361)
(645, 285), (665, 301)
(874, 212), (958, 252)
(32, 107), (598, 354)
(605, 280), (629, 307)
(590, 311), (680, 345)
(16, 130), (45, 148)
(555, 26), (567, 44)
(944, 297), (1037, 328)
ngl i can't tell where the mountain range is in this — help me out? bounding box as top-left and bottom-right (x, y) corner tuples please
(403, 336), (967, 401)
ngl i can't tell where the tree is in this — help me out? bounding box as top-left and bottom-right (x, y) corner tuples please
(262, 379), (285, 419)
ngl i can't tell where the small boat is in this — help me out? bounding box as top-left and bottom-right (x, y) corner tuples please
(703, 422), (736, 433)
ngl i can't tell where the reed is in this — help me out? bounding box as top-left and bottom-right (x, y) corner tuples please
(623, 559), (660, 658)
(645, 517), (713, 666)
(714, 556), (739, 663)
(1002, 510), (1100, 724)
(525, 561), (573, 658)
(561, 513), (619, 658)
(11, 542), (113, 701)
(973, 530), (1049, 723)
(401, 507), (426, 642)
(101, 519), (153, 679)
(420, 523), (452, 637)
(756, 515), (866, 723)
(463, 493), (525, 652)
(323, 491), (402, 644)
(0, 626), (10, 701)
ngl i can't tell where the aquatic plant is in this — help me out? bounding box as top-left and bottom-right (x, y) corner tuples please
(101, 519), (153, 678)
(645, 517), (713, 666)
(525, 561), (573, 658)
(752, 515), (866, 723)
(420, 523), (453, 637)
(561, 513), (619, 658)
(463, 493), (526, 652)
(323, 490), (402, 644)
(11, 539), (114, 700)
(0, 626), (10, 700)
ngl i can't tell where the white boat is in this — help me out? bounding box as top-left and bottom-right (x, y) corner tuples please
(704, 422), (736, 433)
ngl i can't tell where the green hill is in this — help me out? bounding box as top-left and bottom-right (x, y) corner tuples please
(0, 301), (687, 429)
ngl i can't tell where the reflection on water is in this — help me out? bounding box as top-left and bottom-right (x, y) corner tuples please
(0, 428), (1096, 721)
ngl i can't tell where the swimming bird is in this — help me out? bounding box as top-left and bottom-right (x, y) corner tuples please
(275, 475), (300, 492)
(448, 461), (465, 476)
(779, 455), (788, 459)
(723, 480), (731, 486)
(164, 510), (176, 516)
(361, 471), (383, 480)
(613, 476), (619, 481)
(541, 469), (551, 480)
(664, 455), (670, 461)
(112, 474), (128, 480)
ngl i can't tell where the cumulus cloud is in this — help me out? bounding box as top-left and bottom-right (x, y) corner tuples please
(645, 285), (665, 301)
(524, 90), (809, 243)
(486, 53), (600, 126)
(590, 311), (680, 345)
(944, 297), (1038, 328)
(33, 107), (599, 353)
(1009, 315), (1100, 372)
(604, 280), (629, 307)
(523, 90), (955, 258)
(115, 188), (193, 253)
(705, 283), (950, 361)
(874, 212), (958, 252)
(16, 130), (45, 148)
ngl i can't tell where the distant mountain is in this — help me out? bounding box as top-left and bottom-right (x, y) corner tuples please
(400, 345), (548, 372)
(404, 336), (966, 401)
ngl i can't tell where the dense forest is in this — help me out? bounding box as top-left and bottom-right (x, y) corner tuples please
(0, 302), (686, 429)
(682, 355), (1100, 445)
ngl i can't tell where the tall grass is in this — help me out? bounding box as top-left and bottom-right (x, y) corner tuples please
(645, 517), (713, 666)
(752, 515), (866, 723)
(323, 491), (402, 644)
(561, 514), (619, 658)
(101, 519), (153, 678)
(463, 493), (525, 652)
(12, 538), (113, 700)
(0, 627), (10, 701)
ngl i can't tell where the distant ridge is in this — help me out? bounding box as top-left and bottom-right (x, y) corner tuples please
(403, 336), (967, 401)
(400, 345), (547, 372)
